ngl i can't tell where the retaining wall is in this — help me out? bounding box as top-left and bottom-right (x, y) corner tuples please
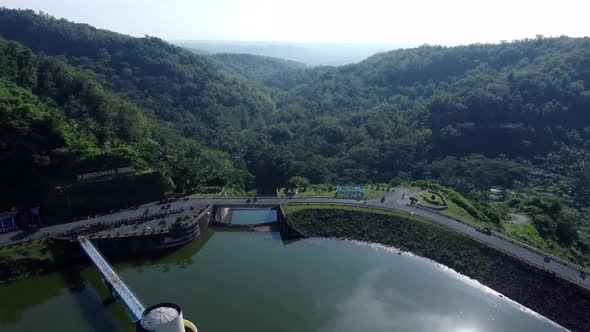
(277, 205), (306, 238)
(85, 205), (213, 256)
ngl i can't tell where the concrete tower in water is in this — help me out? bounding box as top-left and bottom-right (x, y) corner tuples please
(136, 303), (197, 332)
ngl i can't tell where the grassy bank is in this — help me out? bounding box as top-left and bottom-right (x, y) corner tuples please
(284, 204), (590, 332)
(0, 239), (77, 283)
(284, 204), (497, 278)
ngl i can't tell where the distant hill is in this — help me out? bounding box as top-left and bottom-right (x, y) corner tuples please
(0, 8), (276, 150)
(212, 53), (308, 86)
(226, 37), (590, 191)
(174, 40), (406, 66)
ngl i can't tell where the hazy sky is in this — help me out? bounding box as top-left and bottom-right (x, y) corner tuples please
(1, 0), (589, 45)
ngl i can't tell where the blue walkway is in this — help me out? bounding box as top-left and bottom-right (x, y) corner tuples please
(78, 236), (145, 321)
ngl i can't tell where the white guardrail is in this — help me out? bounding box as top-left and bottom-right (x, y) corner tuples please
(204, 195), (589, 275)
(411, 204), (590, 274)
(491, 230), (590, 274)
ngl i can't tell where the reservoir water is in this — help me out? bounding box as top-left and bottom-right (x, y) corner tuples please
(0, 216), (566, 332)
(229, 209), (277, 225)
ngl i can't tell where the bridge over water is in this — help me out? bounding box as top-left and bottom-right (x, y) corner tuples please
(78, 236), (198, 331)
(79, 236), (145, 321)
(1, 192), (587, 289)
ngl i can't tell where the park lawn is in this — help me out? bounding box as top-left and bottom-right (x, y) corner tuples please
(277, 185), (389, 199)
(411, 187), (489, 228)
(364, 188), (391, 199)
(441, 202), (491, 227)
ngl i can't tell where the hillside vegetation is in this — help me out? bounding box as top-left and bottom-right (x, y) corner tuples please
(0, 36), (242, 216)
(0, 7), (589, 256)
(0, 9), (276, 150)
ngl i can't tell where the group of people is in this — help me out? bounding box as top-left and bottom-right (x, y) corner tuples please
(58, 207), (187, 238)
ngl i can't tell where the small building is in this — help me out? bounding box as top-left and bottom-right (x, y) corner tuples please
(335, 185), (365, 200)
(0, 211), (17, 233)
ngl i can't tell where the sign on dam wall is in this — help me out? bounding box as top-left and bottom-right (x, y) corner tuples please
(76, 166), (136, 183)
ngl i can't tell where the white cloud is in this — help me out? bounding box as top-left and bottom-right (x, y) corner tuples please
(1, 0), (589, 44)
(316, 269), (487, 332)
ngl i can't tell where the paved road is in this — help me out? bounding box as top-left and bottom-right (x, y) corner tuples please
(0, 199), (206, 245)
(1, 191), (588, 288)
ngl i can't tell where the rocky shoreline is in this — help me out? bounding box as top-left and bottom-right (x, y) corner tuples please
(482, 257), (590, 331)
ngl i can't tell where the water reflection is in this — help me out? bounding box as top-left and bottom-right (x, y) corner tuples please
(229, 209), (277, 225)
(0, 230), (567, 332)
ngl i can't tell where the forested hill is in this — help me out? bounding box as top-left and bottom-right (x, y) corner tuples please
(2, 8), (590, 216)
(240, 37), (590, 186)
(212, 53), (308, 86)
(0, 8), (276, 150)
(0, 36), (243, 214)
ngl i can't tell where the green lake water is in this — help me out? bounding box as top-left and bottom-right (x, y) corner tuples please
(0, 226), (566, 332)
(229, 209), (277, 225)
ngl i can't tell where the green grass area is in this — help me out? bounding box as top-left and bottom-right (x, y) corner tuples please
(419, 191), (445, 205)
(288, 185), (586, 267)
(442, 202), (487, 226)
(503, 223), (549, 248)
(407, 186), (489, 228)
(0, 239), (75, 283)
(0, 239), (53, 261)
(363, 188), (391, 199)
(283, 203), (410, 218)
(415, 198), (441, 209)
(503, 222), (588, 266)
(277, 186), (389, 199)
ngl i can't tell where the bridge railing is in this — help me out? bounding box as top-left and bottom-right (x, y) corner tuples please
(79, 236), (145, 321)
(490, 230), (589, 274)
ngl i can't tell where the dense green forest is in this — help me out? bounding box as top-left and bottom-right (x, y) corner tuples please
(0, 9), (275, 150)
(215, 38), (590, 186)
(1, 8), (590, 257)
(0, 36), (244, 217)
(212, 53), (308, 85)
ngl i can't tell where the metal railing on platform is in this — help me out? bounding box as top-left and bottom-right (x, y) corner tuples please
(78, 236), (145, 321)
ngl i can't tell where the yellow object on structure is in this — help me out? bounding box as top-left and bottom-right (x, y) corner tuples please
(183, 319), (198, 332)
